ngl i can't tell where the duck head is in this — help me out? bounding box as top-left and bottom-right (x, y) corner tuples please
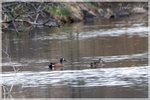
(98, 58), (102, 62)
(60, 57), (66, 64)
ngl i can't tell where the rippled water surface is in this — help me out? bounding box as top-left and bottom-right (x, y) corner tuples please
(1, 15), (148, 98)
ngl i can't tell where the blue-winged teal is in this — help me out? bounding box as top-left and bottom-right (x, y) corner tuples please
(90, 58), (105, 68)
(49, 58), (66, 70)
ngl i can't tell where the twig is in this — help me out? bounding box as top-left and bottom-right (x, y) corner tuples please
(2, 50), (19, 73)
(1, 49), (20, 98)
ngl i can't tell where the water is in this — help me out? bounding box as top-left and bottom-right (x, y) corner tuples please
(1, 66), (148, 87)
(1, 14), (148, 98)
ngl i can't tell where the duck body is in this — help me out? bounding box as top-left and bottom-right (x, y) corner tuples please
(90, 58), (105, 68)
(49, 58), (66, 71)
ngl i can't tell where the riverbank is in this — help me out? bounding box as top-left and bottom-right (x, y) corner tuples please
(2, 2), (148, 32)
(52, 2), (148, 24)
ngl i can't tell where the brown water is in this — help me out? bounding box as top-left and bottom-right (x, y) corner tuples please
(1, 14), (148, 98)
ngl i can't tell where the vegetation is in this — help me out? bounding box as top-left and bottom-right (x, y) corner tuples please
(46, 6), (71, 17)
(2, 2), (148, 33)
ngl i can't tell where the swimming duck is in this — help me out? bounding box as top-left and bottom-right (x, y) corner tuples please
(90, 58), (105, 68)
(49, 58), (66, 71)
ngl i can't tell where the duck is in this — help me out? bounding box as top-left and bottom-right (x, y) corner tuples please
(90, 58), (105, 68)
(48, 58), (66, 71)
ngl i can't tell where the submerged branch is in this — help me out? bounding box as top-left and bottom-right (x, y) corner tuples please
(2, 50), (19, 73)
(1, 49), (20, 98)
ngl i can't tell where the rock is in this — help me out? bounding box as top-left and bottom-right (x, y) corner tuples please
(98, 8), (113, 19)
(105, 8), (113, 18)
(79, 3), (97, 20)
(98, 8), (105, 18)
(70, 13), (83, 22)
(98, 8), (103, 13)
(70, 6), (83, 22)
(82, 10), (96, 20)
(115, 9), (130, 18)
(132, 7), (147, 14)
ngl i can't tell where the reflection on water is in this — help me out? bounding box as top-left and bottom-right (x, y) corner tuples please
(2, 15), (148, 98)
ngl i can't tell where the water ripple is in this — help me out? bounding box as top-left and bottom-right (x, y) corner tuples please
(31, 25), (148, 41)
(79, 26), (148, 39)
(1, 66), (148, 88)
(83, 52), (148, 62)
